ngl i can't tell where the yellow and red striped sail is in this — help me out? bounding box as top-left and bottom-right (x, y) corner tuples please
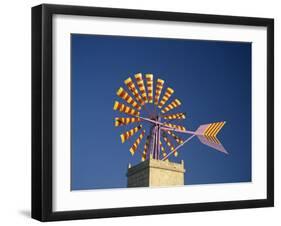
(158, 87), (174, 109)
(113, 101), (140, 116)
(114, 117), (141, 127)
(159, 140), (169, 160)
(141, 136), (150, 161)
(130, 130), (146, 155)
(145, 74), (153, 103)
(135, 73), (148, 103)
(154, 79), (164, 105)
(124, 77), (144, 105)
(161, 99), (181, 114)
(163, 135), (178, 157)
(167, 130), (184, 144)
(120, 125), (142, 143)
(163, 112), (186, 120)
(116, 87), (141, 110)
(163, 123), (186, 131)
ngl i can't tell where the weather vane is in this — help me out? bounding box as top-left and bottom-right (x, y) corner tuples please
(113, 73), (228, 163)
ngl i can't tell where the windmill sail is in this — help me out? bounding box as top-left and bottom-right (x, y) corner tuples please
(161, 99), (181, 114)
(159, 140), (169, 161)
(116, 87), (141, 110)
(154, 79), (164, 105)
(145, 74), (153, 103)
(163, 112), (186, 120)
(167, 130), (184, 144)
(135, 73), (148, 103)
(163, 123), (186, 131)
(114, 117), (141, 127)
(163, 133), (178, 157)
(141, 136), (150, 161)
(124, 77), (145, 105)
(129, 130), (145, 155)
(158, 87), (174, 109)
(120, 125), (142, 143)
(196, 122), (228, 154)
(113, 101), (140, 116)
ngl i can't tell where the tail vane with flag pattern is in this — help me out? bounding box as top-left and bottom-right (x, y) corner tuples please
(195, 122), (228, 154)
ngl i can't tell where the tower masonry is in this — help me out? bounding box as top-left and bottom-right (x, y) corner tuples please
(127, 157), (185, 187)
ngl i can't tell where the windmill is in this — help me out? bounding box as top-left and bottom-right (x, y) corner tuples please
(113, 73), (228, 164)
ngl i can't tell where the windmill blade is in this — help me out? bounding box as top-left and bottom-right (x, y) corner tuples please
(130, 130), (146, 156)
(145, 74), (153, 103)
(159, 141), (166, 156)
(162, 133), (178, 157)
(159, 140), (169, 161)
(158, 87), (174, 109)
(154, 79), (164, 105)
(167, 130), (184, 144)
(116, 87), (141, 110)
(141, 136), (150, 161)
(195, 121), (228, 154)
(120, 125), (142, 143)
(114, 117), (141, 127)
(161, 99), (181, 114)
(135, 73), (148, 103)
(124, 77), (145, 105)
(163, 123), (186, 131)
(163, 112), (186, 120)
(113, 101), (140, 117)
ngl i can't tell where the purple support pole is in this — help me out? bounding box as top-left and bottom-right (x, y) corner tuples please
(155, 126), (161, 160)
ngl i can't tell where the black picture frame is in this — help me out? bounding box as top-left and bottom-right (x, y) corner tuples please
(32, 3), (274, 222)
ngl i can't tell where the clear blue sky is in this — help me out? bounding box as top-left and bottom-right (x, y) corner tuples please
(71, 34), (251, 190)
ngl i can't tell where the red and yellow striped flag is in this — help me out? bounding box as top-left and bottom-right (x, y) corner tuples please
(196, 121), (228, 154)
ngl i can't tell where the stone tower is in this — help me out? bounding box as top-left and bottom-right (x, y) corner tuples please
(127, 156), (185, 187)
